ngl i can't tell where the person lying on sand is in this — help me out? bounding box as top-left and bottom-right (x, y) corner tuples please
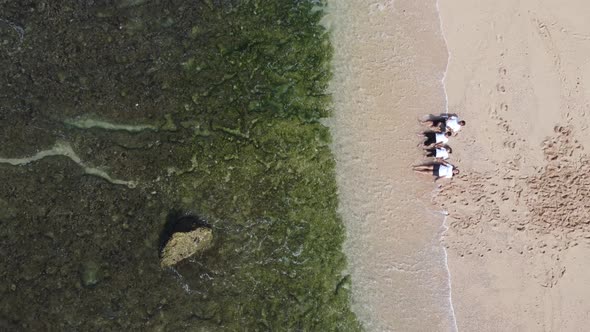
(421, 130), (451, 147)
(424, 144), (452, 161)
(413, 160), (459, 181)
(421, 113), (465, 134)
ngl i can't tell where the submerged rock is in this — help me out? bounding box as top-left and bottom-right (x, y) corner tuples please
(160, 227), (213, 268)
(80, 261), (100, 288)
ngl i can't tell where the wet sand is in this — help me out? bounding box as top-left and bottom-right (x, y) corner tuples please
(325, 1), (455, 330)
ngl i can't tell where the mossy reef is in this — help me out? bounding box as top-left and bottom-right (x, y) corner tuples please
(0, 0), (361, 330)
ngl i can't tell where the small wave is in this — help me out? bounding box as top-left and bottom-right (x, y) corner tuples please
(436, 0), (458, 329)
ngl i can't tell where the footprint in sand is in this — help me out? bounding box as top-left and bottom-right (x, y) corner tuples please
(503, 140), (516, 148)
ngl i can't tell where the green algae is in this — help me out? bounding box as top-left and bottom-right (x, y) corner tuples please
(170, 1), (361, 330)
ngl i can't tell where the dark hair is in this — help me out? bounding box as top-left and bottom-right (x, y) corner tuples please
(445, 131), (451, 137)
(459, 120), (466, 126)
(445, 145), (453, 153)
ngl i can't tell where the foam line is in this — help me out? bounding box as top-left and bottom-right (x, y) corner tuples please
(0, 141), (137, 188)
(437, 0), (451, 115)
(435, 0), (459, 330)
(441, 215), (458, 331)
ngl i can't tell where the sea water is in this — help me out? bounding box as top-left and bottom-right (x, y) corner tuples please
(324, 0), (457, 330)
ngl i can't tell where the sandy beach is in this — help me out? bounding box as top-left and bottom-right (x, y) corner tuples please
(327, 0), (590, 330)
(438, 0), (590, 330)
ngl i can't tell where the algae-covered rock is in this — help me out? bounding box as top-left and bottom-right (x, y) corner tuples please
(80, 261), (101, 288)
(160, 228), (213, 268)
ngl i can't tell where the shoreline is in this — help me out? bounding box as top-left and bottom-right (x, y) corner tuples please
(436, 0), (451, 117)
(441, 216), (458, 332)
(436, 0), (458, 329)
(326, 0), (456, 330)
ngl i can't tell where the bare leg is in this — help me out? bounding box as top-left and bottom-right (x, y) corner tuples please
(413, 165), (433, 172)
(421, 121), (444, 132)
(413, 168), (433, 175)
(420, 120), (435, 127)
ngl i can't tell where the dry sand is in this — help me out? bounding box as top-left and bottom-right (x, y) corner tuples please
(438, 0), (590, 330)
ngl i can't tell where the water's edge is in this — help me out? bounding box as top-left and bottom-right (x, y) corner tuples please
(326, 0), (457, 330)
(436, 0), (459, 329)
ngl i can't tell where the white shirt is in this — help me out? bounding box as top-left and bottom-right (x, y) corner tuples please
(446, 116), (461, 132)
(435, 148), (449, 160)
(435, 133), (449, 144)
(438, 164), (454, 178)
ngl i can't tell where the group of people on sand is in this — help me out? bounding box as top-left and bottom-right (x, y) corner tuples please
(413, 113), (466, 181)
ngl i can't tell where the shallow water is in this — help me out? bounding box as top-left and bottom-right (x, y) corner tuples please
(0, 2), (359, 330)
(325, 0), (456, 330)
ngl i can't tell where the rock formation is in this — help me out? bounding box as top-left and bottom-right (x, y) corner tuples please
(160, 216), (213, 268)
